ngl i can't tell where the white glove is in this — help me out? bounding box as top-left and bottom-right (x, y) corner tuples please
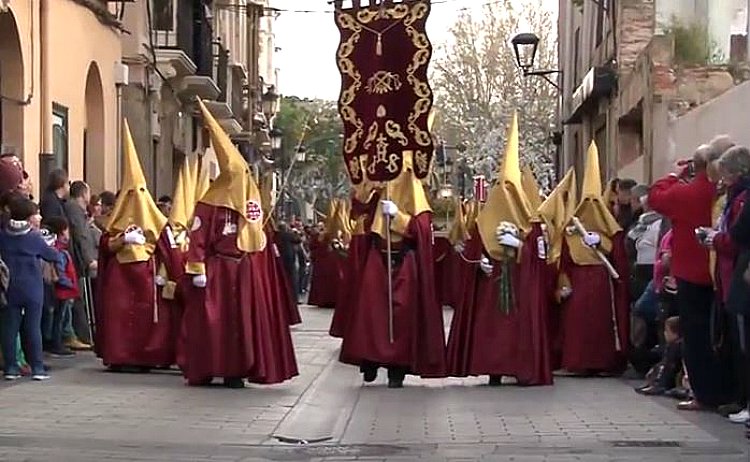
(583, 232), (601, 247)
(154, 275), (167, 287)
(498, 233), (522, 249)
(453, 242), (465, 254)
(559, 286), (572, 299)
(479, 256), (493, 275)
(381, 200), (398, 217)
(703, 229), (718, 246)
(124, 231), (146, 245)
(192, 274), (207, 288)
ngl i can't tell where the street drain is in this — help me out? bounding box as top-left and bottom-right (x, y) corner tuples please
(611, 441), (681, 448)
(226, 443), (409, 461)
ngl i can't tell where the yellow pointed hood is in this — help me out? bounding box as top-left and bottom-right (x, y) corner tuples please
(107, 120), (168, 263)
(372, 151), (431, 241)
(323, 199), (339, 239)
(194, 156), (211, 204)
(464, 199), (480, 233)
(536, 168), (576, 264)
(522, 165), (543, 211)
(333, 198), (353, 245)
(168, 157), (194, 237)
(476, 111), (532, 260)
(447, 197), (468, 245)
(197, 100), (266, 253)
(566, 141), (620, 264)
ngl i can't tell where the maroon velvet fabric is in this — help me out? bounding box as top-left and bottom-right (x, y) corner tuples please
(330, 233), (370, 338)
(557, 232), (631, 374)
(268, 228), (301, 325)
(180, 203), (298, 385)
(95, 229), (184, 368)
(335, 1), (434, 182)
(308, 237), (344, 308)
(339, 212), (446, 377)
(433, 237), (462, 308)
(446, 225), (553, 385)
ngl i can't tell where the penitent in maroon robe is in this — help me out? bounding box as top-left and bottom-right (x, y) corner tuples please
(557, 233), (630, 374)
(446, 225), (553, 385)
(433, 236), (463, 308)
(180, 203), (298, 385)
(95, 230), (184, 368)
(307, 236), (344, 308)
(339, 212), (446, 378)
(268, 228), (301, 326)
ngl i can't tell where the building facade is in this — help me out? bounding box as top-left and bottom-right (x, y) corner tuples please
(120, 0), (278, 197)
(0, 0), (122, 196)
(558, 0), (750, 184)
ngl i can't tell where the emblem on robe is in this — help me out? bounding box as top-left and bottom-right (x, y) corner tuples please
(366, 71), (402, 94)
(245, 200), (263, 223)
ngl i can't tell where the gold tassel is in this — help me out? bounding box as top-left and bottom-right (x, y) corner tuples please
(376, 35), (382, 56)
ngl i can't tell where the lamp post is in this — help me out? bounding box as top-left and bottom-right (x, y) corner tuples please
(261, 85), (280, 124)
(510, 32), (561, 90)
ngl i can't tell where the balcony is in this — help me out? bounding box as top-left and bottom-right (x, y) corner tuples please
(203, 42), (244, 135)
(150, 0), (219, 101)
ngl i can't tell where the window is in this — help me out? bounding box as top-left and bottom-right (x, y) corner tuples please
(152, 0), (175, 31)
(595, 1), (607, 46)
(52, 103), (69, 172)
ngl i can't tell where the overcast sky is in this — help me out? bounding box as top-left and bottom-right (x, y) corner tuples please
(271, 0), (559, 101)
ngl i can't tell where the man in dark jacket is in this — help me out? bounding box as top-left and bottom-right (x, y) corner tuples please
(40, 169), (69, 223)
(62, 181), (96, 349)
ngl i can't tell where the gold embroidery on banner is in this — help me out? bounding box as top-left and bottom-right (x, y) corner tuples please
(349, 157), (362, 182)
(336, 1), (433, 180)
(376, 105), (387, 118)
(385, 120), (408, 147)
(366, 71), (402, 95)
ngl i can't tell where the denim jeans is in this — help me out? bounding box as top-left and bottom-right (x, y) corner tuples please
(1, 302), (45, 376)
(51, 299), (75, 350)
(634, 280), (659, 324)
(41, 285), (56, 344)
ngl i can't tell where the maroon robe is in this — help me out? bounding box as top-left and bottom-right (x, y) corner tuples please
(330, 232), (371, 338)
(339, 212), (446, 377)
(446, 225), (553, 385)
(268, 228), (302, 325)
(307, 236), (343, 308)
(557, 233), (630, 373)
(95, 229), (184, 368)
(180, 203), (298, 384)
(433, 237), (457, 307)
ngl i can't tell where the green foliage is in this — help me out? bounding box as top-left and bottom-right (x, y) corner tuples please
(273, 97), (347, 215)
(664, 17), (725, 66)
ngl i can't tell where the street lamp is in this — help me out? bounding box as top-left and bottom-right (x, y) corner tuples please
(269, 127), (283, 151)
(511, 32), (539, 72)
(510, 32), (561, 90)
(295, 145), (307, 163)
(261, 85), (280, 121)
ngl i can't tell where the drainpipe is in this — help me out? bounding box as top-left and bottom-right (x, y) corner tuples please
(39, 0), (53, 186)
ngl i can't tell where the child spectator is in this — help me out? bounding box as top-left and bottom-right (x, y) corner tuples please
(636, 316), (684, 396)
(0, 198), (61, 380)
(44, 217), (80, 357)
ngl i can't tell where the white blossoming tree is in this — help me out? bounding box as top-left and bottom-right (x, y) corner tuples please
(431, 0), (559, 191)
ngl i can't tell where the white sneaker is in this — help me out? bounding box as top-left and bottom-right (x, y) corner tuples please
(3, 374), (20, 381)
(31, 374), (50, 381)
(729, 408), (749, 424)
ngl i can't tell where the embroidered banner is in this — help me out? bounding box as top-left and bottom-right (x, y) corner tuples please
(335, 0), (434, 184)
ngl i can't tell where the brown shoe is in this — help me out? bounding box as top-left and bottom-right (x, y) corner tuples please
(65, 338), (92, 351)
(677, 400), (705, 411)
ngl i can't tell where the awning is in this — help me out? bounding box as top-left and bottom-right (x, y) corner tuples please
(564, 66), (617, 124)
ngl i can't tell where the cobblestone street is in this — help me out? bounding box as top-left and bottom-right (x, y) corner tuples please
(0, 307), (747, 461)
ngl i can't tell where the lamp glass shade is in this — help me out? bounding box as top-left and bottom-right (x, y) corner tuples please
(511, 33), (540, 70)
(261, 87), (280, 117)
(269, 127), (283, 150)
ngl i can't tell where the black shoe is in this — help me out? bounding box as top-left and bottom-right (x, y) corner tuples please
(223, 378), (246, 389)
(636, 385), (665, 396)
(362, 366), (378, 383)
(387, 378), (404, 389)
(488, 375), (503, 387)
(49, 348), (75, 357)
